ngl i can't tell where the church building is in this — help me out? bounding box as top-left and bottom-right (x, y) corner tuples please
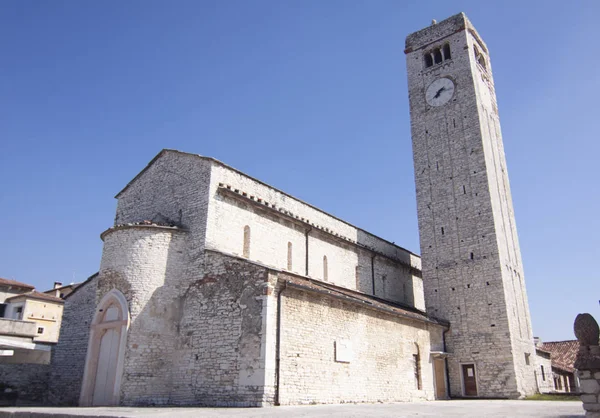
(46, 12), (538, 406)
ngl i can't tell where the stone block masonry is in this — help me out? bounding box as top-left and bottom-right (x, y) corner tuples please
(274, 276), (444, 405)
(48, 274), (98, 406)
(406, 13), (537, 397)
(0, 363), (49, 404)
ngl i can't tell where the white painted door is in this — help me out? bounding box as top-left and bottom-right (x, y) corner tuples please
(92, 328), (120, 406)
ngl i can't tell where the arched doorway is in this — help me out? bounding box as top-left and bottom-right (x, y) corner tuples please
(80, 289), (129, 406)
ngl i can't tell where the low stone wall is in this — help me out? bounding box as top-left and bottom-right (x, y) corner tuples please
(0, 363), (50, 405)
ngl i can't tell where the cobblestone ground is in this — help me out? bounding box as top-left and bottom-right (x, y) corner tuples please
(0, 400), (585, 417)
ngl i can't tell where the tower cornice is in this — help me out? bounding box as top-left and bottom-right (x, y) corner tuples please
(405, 12), (488, 54)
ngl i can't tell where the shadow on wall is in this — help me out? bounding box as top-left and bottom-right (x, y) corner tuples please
(83, 227), (188, 407)
(88, 226), (269, 407)
(356, 229), (417, 308)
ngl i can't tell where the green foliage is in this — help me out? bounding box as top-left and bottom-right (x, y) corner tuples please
(524, 393), (580, 401)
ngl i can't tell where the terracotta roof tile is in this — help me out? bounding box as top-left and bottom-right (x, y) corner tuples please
(0, 277), (35, 290)
(541, 340), (579, 373)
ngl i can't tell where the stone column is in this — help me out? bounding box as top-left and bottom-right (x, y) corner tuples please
(574, 313), (600, 417)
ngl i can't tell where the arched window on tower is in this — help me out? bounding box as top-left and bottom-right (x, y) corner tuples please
(323, 256), (328, 281)
(443, 43), (451, 60)
(433, 48), (443, 64)
(243, 225), (251, 258)
(424, 53), (433, 68)
(474, 45), (487, 69)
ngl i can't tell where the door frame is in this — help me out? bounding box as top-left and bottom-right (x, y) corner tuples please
(431, 354), (449, 399)
(460, 362), (479, 397)
(79, 289), (130, 406)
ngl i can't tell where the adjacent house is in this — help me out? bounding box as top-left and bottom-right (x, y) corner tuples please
(533, 343), (554, 393)
(0, 278), (64, 365)
(540, 340), (580, 393)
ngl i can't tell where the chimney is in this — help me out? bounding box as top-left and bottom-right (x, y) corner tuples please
(53, 282), (63, 298)
(533, 337), (541, 347)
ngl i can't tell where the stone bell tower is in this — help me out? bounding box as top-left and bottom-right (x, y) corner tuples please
(405, 13), (537, 398)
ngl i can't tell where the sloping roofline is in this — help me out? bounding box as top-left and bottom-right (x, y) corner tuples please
(6, 290), (64, 304)
(0, 277), (35, 290)
(114, 149), (420, 258)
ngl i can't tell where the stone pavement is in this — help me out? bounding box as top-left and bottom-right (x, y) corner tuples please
(0, 400), (585, 418)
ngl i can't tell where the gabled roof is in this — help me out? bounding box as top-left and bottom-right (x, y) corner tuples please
(42, 283), (80, 294)
(0, 277), (35, 290)
(6, 290), (64, 304)
(114, 149), (421, 259)
(541, 340), (579, 373)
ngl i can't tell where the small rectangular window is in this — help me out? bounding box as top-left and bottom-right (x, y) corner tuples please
(524, 353), (530, 365)
(37, 327), (44, 334)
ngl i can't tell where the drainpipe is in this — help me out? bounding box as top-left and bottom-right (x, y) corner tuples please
(304, 228), (311, 276)
(443, 328), (452, 399)
(371, 254), (376, 296)
(274, 281), (288, 406)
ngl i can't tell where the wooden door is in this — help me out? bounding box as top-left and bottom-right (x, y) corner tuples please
(92, 328), (120, 406)
(462, 364), (478, 396)
(434, 358), (447, 399)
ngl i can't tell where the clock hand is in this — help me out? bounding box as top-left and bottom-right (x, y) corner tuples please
(434, 87), (446, 99)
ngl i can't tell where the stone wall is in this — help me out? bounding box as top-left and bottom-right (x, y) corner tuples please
(534, 350), (554, 393)
(206, 161), (422, 309)
(0, 363), (49, 404)
(274, 273), (443, 405)
(168, 251), (271, 406)
(48, 274), (98, 406)
(98, 225), (186, 406)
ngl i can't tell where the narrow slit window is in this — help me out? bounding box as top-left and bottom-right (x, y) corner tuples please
(323, 255), (328, 281)
(287, 242), (293, 270)
(470, 252), (474, 260)
(441, 227), (445, 235)
(243, 225), (251, 258)
(541, 365), (546, 381)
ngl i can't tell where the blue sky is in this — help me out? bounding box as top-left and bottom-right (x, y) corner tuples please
(1, 1), (598, 341)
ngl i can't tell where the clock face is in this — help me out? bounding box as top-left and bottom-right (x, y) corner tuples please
(425, 78), (455, 107)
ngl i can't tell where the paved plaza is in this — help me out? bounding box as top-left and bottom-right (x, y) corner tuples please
(0, 400), (585, 418)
